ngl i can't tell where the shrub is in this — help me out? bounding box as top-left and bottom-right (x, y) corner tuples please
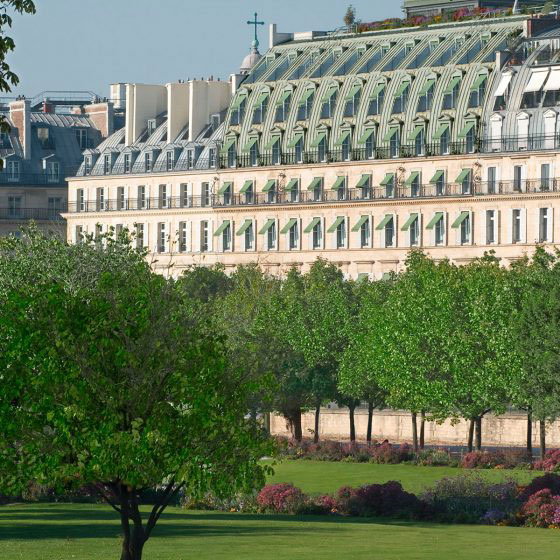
(461, 451), (505, 469)
(481, 509), (509, 525)
(421, 474), (519, 523)
(297, 494), (338, 515)
(518, 473), (560, 502)
(257, 483), (305, 514)
(414, 448), (456, 467)
(370, 442), (413, 464)
(533, 449), (560, 472)
(181, 491), (259, 513)
(519, 489), (560, 528)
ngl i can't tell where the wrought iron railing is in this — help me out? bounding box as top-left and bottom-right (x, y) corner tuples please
(0, 207), (66, 221)
(0, 172), (73, 186)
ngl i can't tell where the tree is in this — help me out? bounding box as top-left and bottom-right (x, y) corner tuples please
(343, 4), (356, 27)
(0, 230), (271, 560)
(0, 1), (36, 137)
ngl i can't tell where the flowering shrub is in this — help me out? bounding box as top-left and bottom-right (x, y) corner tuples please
(461, 451), (505, 469)
(518, 473), (560, 502)
(414, 449), (456, 467)
(533, 449), (560, 472)
(370, 442), (413, 464)
(481, 509), (509, 525)
(257, 483), (305, 514)
(519, 489), (560, 528)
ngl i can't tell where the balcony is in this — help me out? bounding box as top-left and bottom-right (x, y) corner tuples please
(65, 178), (560, 215)
(0, 207), (67, 221)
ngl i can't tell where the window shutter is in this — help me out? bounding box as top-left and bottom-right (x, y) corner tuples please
(549, 208), (554, 242)
(508, 210), (513, 244)
(207, 219), (213, 252)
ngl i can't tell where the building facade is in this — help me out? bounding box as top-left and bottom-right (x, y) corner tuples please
(65, 13), (560, 279)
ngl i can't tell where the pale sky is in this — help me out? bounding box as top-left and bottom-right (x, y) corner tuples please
(6, 0), (399, 99)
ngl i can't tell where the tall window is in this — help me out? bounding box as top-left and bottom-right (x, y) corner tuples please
(360, 218), (370, 248)
(179, 222), (188, 252)
(103, 154), (111, 174)
(158, 223), (167, 253)
(252, 94), (269, 124)
(392, 82), (409, 114)
(230, 97), (246, 125)
(443, 76), (460, 109)
(541, 163), (551, 191)
(201, 182), (210, 207)
(311, 177), (323, 202)
(227, 143), (236, 168)
(320, 88), (337, 119)
(389, 128), (400, 158)
(469, 74), (487, 108)
(84, 156), (92, 175)
(222, 222), (232, 251)
(200, 221), (209, 252)
(410, 173), (420, 197)
(365, 129), (375, 159)
(7, 160), (20, 181)
(344, 86), (361, 117)
(539, 208), (550, 242)
(272, 138), (281, 165)
(8, 196), (22, 218)
(244, 222), (254, 251)
(137, 185), (146, 209)
(465, 125), (476, 154)
(341, 134), (351, 161)
(513, 165), (523, 192)
(166, 151), (174, 171)
(75, 225), (83, 244)
(417, 80), (434, 112)
(117, 186), (125, 210)
(209, 148), (216, 168)
(275, 92), (291, 122)
(96, 187), (105, 211)
(145, 152), (152, 172)
(410, 216), (419, 246)
(385, 216), (395, 247)
(77, 188), (85, 212)
(76, 128), (88, 149)
(414, 128), (425, 157)
(46, 162), (60, 183)
(159, 184), (168, 208)
(368, 84), (384, 115)
(460, 214), (471, 245)
(488, 167), (496, 194)
(318, 135), (327, 162)
(289, 220), (299, 249)
(297, 90), (314, 120)
(486, 210), (496, 244)
(435, 217), (445, 246)
(512, 209), (522, 243)
(267, 221), (277, 250)
(440, 126), (450, 155)
(136, 223), (144, 249)
(181, 184), (190, 207)
(336, 219), (346, 249)
(249, 140), (259, 167)
(312, 218), (322, 249)
(124, 153), (131, 173)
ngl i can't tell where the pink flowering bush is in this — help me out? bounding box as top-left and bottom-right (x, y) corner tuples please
(518, 473), (560, 501)
(533, 449), (560, 472)
(257, 483), (305, 514)
(461, 451), (503, 469)
(519, 489), (560, 528)
(370, 442), (413, 464)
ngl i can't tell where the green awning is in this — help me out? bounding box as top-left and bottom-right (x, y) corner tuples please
(458, 121), (475, 139)
(351, 215), (369, 232)
(255, 92), (269, 105)
(356, 174), (371, 188)
(375, 214), (393, 230)
(470, 74), (487, 91)
(310, 132), (326, 148)
(217, 181), (232, 195)
(393, 81), (410, 98)
(241, 137), (258, 153)
(451, 211), (470, 229)
(426, 212), (443, 230)
(320, 86), (338, 103)
(357, 128), (375, 144)
(334, 130), (350, 146)
(264, 136), (281, 150)
(239, 180), (253, 194)
(214, 220), (230, 236)
(405, 171), (419, 186)
(275, 90), (291, 105)
(308, 177), (322, 191)
(419, 78), (436, 96)
(430, 170), (444, 183)
(236, 219), (253, 235)
(345, 83), (361, 101)
(220, 137), (236, 154)
(370, 82), (385, 99)
(259, 219), (275, 235)
(401, 213), (418, 231)
(287, 133), (303, 149)
(304, 217), (321, 234)
(231, 94), (247, 111)
(331, 176), (346, 190)
(408, 125), (424, 141)
(298, 88), (315, 106)
(433, 123), (449, 139)
(327, 216), (345, 233)
(262, 179), (276, 192)
(285, 178), (299, 191)
(380, 173), (394, 186)
(444, 75), (461, 94)
(280, 218), (297, 234)
(456, 169), (471, 183)
(383, 127), (398, 142)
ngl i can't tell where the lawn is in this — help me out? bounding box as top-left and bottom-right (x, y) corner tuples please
(265, 459), (541, 495)
(1, 503), (559, 560)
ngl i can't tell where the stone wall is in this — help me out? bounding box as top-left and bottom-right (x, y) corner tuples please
(270, 408), (560, 448)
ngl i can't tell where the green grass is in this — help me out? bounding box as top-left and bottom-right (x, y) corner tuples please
(266, 459), (541, 495)
(1, 503), (559, 560)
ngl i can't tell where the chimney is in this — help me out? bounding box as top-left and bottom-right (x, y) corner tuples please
(83, 101), (115, 139)
(9, 99), (31, 159)
(42, 99), (53, 113)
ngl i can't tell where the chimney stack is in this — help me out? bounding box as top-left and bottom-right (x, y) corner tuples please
(9, 99), (31, 159)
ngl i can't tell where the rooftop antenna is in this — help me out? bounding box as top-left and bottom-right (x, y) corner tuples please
(247, 11), (264, 50)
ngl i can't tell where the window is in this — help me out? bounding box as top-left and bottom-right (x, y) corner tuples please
(417, 80), (434, 112)
(200, 221), (209, 252)
(115, 224), (124, 237)
(541, 163), (551, 191)
(360, 217), (370, 248)
(341, 133), (351, 161)
(294, 136), (303, 163)
(241, 180), (254, 204)
(166, 151), (174, 171)
(227, 143), (236, 168)
(7, 160), (20, 181)
(385, 216), (394, 247)
(336, 218), (346, 249)
(443, 76), (461, 109)
(486, 210), (496, 244)
(158, 223), (167, 253)
(469, 74), (487, 108)
(435, 216), (445, 245)
(431, 170), (445, 196)
(84, 156), (92, 175)
(357, 174), (371, 199)
(37, 127), (53, 149)
(145, 152), (152, 172)
(252, 93), (269, 124)
(180, 184), (190, 207)
(8, 196), (22, 218)
(512, 209), (522, 243)
(209, 148), (216, 168)
(310, 177), (323, 202)
(392, 82), (409, 114)
(275, 92), (291, 122)
(96, 187), (105, 211)
(410, 215), (420, 246)
(539, 208), (550, 242)
(513, 165), (523, 192)
(344, 85), (361, 117)
(271, 138), (281, 165)
(287, 179), (299, 203)
(460, 213), (471, 245)
(147, 119), (157, 136)
(465, 124), (476, 154)
(75, 225), (83, 244)
(488, 167), (497, 194)
(318, 135), (327, 162)
(77, 188), (85, 212)
(312, 218), (322, 249)
(381, 173), (395, 198)
(267, 221), (277, 250)
(368, 83), (385, 116)
(159, 184), (168, 208)
(117, 186), (125, 210)
(201, 182), (210, 207)
(250, 140), (259, 167)
(222, 183), (232, 205)
(333, 176), (347, 201)
(179, 222), (188, 252)
(137, 185), (146, 209)
(297, 90), (314, 120)
(409, 172), (421, 197)
(135, 223), (144, 249)
(76, 129), (88, 149)
(412, 127), (425, 157)
(320, 87), (337, 119)
(47, 161), (60, 183)
(124, 153), (131, 173)
(388, 128), (400, 158)
(244, 221), (254, 251)
(438, 125), (450, 155)
(230, 97), (246, 125)
(222, 222), (232, 251)
(363, 129), (375, 159)
(187, 150), (194, 169)
(103, 154), (111, 174)
(265, 180), (277, 204)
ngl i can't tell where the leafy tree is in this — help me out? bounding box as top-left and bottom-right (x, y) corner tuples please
(343, 4), (356, 26)
(0, 230), (270, 560)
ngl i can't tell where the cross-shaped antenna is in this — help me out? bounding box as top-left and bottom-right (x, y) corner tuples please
(247, 12), (265, 49)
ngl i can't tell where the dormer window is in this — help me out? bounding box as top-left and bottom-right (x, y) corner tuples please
(320, 86), (338, 119)
(84, 155), (92, 175)
(46, 161), (60, 183)
(368, 83), (385, 116)
(0, 131), (10, 148)
(187, 150), (194, 168)
(252, 92), (269, 125)
(124, 153), (131, 173)
(230, 95), (247, 126)
(166, 150), (174, 171)
(443, 75), (461, 110)
(76, 128), (88, 150)
(417, 78), (435, 112)
(392, 80), (410, 114)
(344, 84), (361, 117)
(37, 127), (54, 149)
(7, 160), (20, 182)
(297, 89), (314, 120)
(145, 152), (152, 172)
(469, 74), (487, 108)
(147, 119), (157, 137)
(275, 91), (291, 122)
(103, 154), (111, 174)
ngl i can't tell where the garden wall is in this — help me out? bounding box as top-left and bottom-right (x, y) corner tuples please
(270, 408), (560, 448)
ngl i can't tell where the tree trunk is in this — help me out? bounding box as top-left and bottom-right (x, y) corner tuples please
(540, 420), (546, 459)
(292, 409), (303, 442)
(349, 403), (356, 442)
(313, 401), (320, 444)
(475, 416), (482, 451)
(467, 418), (475, 452)
(411, 412), (418, 452)
(118, 487), (146, 560)
(263, 412), (271, 435)
(526, 408), (532, 456)
(366, 400), (374, 445)
(419, 411), (426, 449)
